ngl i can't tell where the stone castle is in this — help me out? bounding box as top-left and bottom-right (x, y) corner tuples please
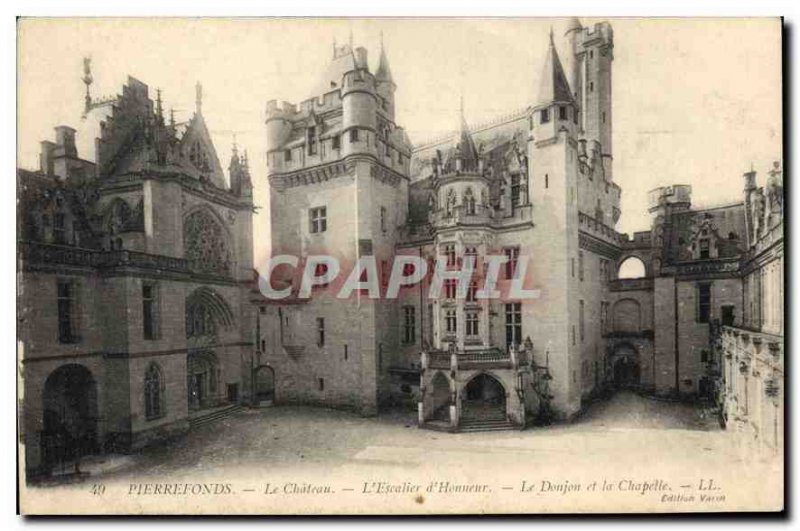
(17, 18), (783, 477)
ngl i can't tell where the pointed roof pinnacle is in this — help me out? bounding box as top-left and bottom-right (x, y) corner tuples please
(375, 31), (394, 84)
(535, 30), (575, 108)
(195, 81), (203, 115)
(453, 94), (479, 169)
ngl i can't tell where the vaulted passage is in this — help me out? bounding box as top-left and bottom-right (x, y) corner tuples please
(462, 373), (506, 422)
(41, 364), (99, 472)
(611, 344), (640, 389)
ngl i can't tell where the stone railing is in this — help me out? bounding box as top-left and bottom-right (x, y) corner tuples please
(608, 277), (654, 292)
(578, 211), (625, 245)
(19, 241), (190, 274)
(425, 347), (519, 370)
(430, 204), (493, 228)
(662, 258), (740, 277)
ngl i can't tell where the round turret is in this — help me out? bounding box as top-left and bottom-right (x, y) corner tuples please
(341, 69), (377, 157)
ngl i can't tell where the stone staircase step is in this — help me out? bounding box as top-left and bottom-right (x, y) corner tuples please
(189, 404), (243, 428)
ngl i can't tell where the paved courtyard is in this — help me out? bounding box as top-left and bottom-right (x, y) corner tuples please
(25, 391), (783, 514)
(97, 391), (748, 481)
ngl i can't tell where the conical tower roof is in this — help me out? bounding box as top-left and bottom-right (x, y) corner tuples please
(535, 29), (575, 108)
(375, 34), (394, 85)
(451, 96), (479, 172)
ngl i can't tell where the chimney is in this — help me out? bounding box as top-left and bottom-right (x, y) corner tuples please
(39, 141), (56, 176)
(54, 125), (78, 158)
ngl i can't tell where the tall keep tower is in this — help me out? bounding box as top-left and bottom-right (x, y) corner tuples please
(568, 20), (614, 183)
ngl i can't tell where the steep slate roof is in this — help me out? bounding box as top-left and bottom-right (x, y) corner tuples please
(534, 31), (575, 108)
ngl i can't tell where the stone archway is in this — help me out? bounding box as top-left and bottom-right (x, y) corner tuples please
(431, 371), (451, 422)
(610, 343), (640, 389)
(254, 365), (275, 405)
(187, 350), (220, 410)
(462, 373), (507, 421)
(41, 364), (99, 472)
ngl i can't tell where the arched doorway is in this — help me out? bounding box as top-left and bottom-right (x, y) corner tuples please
(431, 372), (451, 422)
(462, 373), (506, 421)
(254, 365), (275, 405)
(187, 351), (220, 410)
(610, 343), (640, 389)
(41, 364), (99, 472)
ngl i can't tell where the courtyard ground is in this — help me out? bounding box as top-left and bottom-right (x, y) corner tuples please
(22, 391), (784, 514)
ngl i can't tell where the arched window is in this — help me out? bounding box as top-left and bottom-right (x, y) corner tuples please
(464, 187), (476, 215)
(617, 257), (647, 279)
(144, 363), (164, 420)
(183, 209), (232, 275)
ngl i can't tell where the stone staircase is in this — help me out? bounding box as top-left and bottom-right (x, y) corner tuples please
(189, 404), (244, 429)
(459, 405), (516, 433)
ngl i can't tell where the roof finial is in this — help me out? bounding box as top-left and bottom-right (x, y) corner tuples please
(82, 56), (94, 117)
(195, 81), (203, 115)
(349, 28), (353, 50)
(380, 30), (384, 51)
(169, 108), (175, 128)
(243, 149), (249, 169)
(156, 88), (163, 120)
(232, 133), (238, 156)
(549, 26), (555, 46)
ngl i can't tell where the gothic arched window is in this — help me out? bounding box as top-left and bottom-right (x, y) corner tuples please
(144, 363), (164, 419)
(183, 209), (232, 276)
(464, 187), (476, 215)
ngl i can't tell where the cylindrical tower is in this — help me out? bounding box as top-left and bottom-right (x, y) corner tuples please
(341, 54), (377, 158)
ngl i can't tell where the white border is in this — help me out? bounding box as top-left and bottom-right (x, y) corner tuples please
(4, 1), (796, 528)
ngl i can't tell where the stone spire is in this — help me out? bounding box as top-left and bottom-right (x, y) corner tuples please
(534, 29), (575, 109)
(375, 31), (394, 85)
(453, 94), (479, 172)
(195, 81), (203, 115)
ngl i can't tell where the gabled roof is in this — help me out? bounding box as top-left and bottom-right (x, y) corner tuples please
(534, 31), (575, 108)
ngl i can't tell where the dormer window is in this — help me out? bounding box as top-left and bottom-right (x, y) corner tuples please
(540, 108), (550, 124)
(699, 239), (710, 259)
(559, 106), (567, 121)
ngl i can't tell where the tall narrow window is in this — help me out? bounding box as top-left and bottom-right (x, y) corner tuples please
(505, 303), (522, 348)
(559, 105), (567, 121)
(466, 311), (479, 338)
(316, 317), (325, 347)
(444, 279), (457, 300)
(697, 283), (712, 323)
(540, 108), (550, 123)
(444, 243), (456, 267)
(466, 280), (479, 303)
(349, 128), (359, 143)
(307, 126), (317, 155)
(579, 251), (585, 281)
(57, 280), (78, 343)
(445, 310), (457, 335)
(142, 282), (159, 340)
(284, 149), (292, 162)
(510, 174), (521, 206)
(579, 300), (585, 342)
(309, 206), (327, 233)
(380, 206), (387, 232)
(699, 239), (710, 259)
(332, 135), (341, 150)
(53, 213), (66, 244)
(403, 306), (416, 344)
(504, 247), (520, 279)
(144, 363), (163, 420)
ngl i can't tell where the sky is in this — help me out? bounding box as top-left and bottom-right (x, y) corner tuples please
(17, 17), (782, 257)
